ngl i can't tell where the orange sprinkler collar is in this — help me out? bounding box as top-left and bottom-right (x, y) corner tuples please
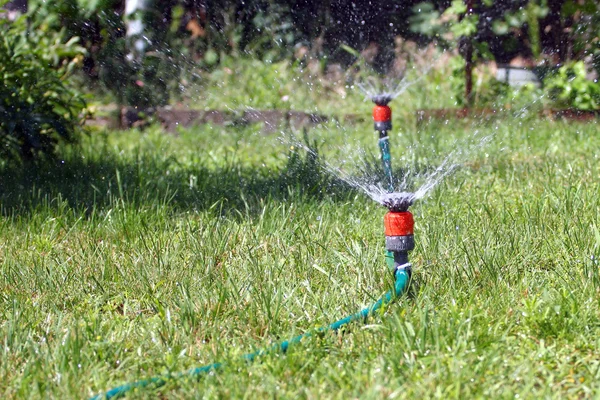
(373, 105), (392, 122)
(384, 211), (414, 237)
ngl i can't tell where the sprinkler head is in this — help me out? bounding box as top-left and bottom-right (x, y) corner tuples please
(384, 211), (414, 236)
(371, 94), (393, 106)
(373, 104), (392, 132)
(378, 192), (415, 212)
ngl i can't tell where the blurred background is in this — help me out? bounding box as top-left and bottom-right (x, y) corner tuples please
(1, 0), (599, 159)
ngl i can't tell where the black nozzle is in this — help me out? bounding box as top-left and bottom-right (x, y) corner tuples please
(371, 94), (393, 106)
(382, 194), (414, 212)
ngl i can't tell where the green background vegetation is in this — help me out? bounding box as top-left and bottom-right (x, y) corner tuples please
(1, 0), (599, 160)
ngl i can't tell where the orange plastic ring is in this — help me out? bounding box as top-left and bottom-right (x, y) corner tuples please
(373, 105), (392, 122)
(384, 211), (414, 236)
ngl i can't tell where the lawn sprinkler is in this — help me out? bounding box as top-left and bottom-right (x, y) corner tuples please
(382, 194), (414, 276)
(372, 95), (394, 192)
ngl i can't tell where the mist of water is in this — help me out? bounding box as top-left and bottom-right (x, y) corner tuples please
(357, 76), (420, 106)
(356, 56), (438, 106)
(282, 128), (491, 210)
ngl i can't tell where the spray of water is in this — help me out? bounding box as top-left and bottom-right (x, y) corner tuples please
(357, 77), (415, 106)
(282, 129), (491, 210)
(355, 52), (440, 106)
(357, 72), (430, 106)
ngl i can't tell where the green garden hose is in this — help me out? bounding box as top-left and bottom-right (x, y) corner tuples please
(90, 268), (411, 399)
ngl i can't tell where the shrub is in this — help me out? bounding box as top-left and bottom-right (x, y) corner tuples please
(545, 61), (600, 111)
(0, 14), (87, 161)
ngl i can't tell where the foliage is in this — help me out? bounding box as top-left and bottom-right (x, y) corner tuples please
(0, 12), (87, 161)
(99, 43), (182, 109)
(545, 61), (600, 110)
(26, 0), (124, 76)
(25, 0), (182, 108)
(282, 131), (329, 197)
(9, 0), (599, 112)
(565, 0), (600, 77)
(248, 3), (298, 62)
(409, 0), (600, 66)
(409, 0), (490, 59)
(491, 0), (548, 59)
(423, 54), (515, 108)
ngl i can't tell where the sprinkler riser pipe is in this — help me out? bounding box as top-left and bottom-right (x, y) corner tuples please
(378, 137), (392, 164)
(393, 251), (409, 268)
(378, 136), (393, 192)
(373, 104), (393, 191)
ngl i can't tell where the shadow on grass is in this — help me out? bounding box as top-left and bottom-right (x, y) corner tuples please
(0, 145), (358, 218)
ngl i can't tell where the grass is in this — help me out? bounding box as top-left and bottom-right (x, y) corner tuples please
(1, 113), (600, 399)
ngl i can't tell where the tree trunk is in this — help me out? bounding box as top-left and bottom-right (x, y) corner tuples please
(464, 0), (474, 107)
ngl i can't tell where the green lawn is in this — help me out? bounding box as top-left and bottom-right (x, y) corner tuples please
(1, 114), (600, 399)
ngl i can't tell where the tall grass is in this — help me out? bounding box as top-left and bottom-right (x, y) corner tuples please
(1, 116), (600, 398)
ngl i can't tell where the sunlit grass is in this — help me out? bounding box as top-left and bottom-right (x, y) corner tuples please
(1, 115), (600, 398)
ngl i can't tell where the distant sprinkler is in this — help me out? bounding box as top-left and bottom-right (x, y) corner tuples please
(372, 96), (393, 192)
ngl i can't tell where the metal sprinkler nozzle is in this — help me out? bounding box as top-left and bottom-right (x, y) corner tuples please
(371, 94), (393, 107)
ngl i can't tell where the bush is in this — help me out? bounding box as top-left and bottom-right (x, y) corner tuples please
(0, 14), (87, 161)
(545, 61), (600, 111)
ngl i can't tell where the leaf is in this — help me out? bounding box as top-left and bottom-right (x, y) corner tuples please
(339, 44), (360, 57)
(492, 21), (509, 35)
(204, 49), (218, 65)
(444, 0), (467, 16)
(593, 224), (600, 250)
